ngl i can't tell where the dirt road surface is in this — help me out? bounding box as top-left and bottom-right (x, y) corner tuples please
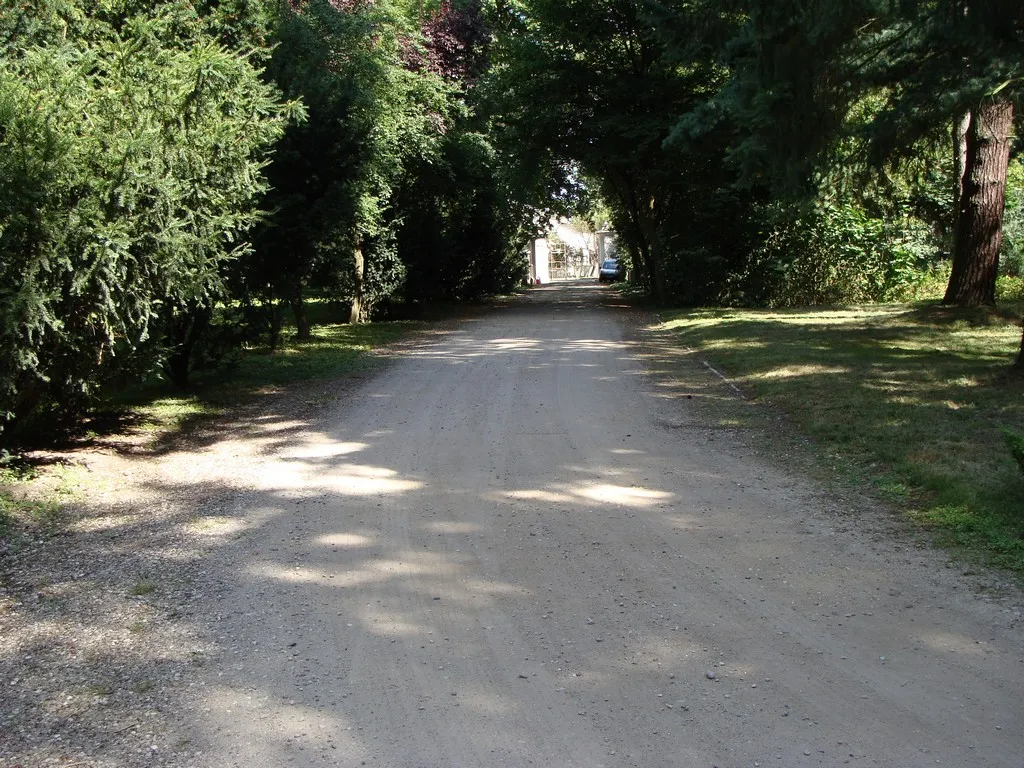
(4, 282), (1023, 767)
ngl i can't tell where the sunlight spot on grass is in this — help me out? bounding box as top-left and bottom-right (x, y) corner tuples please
(889, 395), (922, 406)
(136, 397), (216, 428)
(941, 400), (972, 411)
(753, 364), (850, 380)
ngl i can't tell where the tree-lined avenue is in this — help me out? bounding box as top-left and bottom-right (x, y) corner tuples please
(179, 283), (1023, 767)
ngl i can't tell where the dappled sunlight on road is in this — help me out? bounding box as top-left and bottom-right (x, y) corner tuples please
(916, 631), (992, 658)
(502, 488), (577, 504)
(495, 481), (674, 510)
(280, 441), (368, 459)
(201, 686), (367, 764)
(357, 607), (430, 638)
(314, 532), (375, 548)
(400, 334), (636, 362)
(578, 483), (673, 506)
(323, 466), (424, 495)
(44, 281), (1015, 768)
(250, 457), (425, 495)
(661, 513), (705, 530)
(422, 520), (488, 535)
(186, 516), (247, 537)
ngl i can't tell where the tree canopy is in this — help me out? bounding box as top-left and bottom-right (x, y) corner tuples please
(1, 0), (1021, 442)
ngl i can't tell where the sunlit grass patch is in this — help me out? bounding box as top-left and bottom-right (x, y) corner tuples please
(106, 308), (423, 445)
(0, 491), (62, 544)
(134, 397), (221, 432)
(222, 320), (418, 387)
(660, 301), (1024, 572)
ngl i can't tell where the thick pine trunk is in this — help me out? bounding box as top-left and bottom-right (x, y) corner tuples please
(350, 238), (365, 324)
(952, 111), (970, 212)
(943, 98), (1014, 307)
(290, 292), (311, 341)
(165, 306), (211, 389)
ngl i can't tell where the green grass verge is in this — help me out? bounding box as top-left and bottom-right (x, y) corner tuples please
(0, 484), (62, 551)
(108, 306), (423, 438)
(659, 302), (1024, 572)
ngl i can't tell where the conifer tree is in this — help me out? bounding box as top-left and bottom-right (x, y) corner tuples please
(721, 0), (1022, 307)
(0, 0), (291, 437)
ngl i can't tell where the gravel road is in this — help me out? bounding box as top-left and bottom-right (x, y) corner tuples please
(3, 281), (1023, 768)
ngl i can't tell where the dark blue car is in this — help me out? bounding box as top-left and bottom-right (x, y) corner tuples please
(598, 257), (624, 282)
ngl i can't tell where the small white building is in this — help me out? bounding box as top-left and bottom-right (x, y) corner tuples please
(527, 219), (613, 284)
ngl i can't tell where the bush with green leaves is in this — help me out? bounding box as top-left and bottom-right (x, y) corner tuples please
(728, 198), (937, 307)
(246, 0), (454, 334)
(1000, 158), (1024, 279)
(0, 1), (292, 440)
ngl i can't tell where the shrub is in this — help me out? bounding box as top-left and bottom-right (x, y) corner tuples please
(0, 1), (292, 441)
(728, 199), (936, 307)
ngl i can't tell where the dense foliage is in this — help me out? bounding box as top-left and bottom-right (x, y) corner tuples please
(0, 0), (292, 436)
(0, 0), (538, 441)
(1, 0), (1021, 442)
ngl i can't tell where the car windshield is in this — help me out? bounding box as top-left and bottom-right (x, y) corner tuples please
(602, 259), (617, 268)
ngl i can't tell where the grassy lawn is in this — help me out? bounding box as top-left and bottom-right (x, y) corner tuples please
(659, 303), (1024, 572)
(112, 305), (423, 434)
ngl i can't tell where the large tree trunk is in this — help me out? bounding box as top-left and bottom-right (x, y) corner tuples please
(290, 290), (311, 341)
(635, 194), (667, 304)
(607, 170), (666, 302)
(952, 110), (970, 213)
(350, 237), (366, 324)
(164, 305), (212, 389)
(943, 98), (1014, 306)
(606, 172), (649, 290)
